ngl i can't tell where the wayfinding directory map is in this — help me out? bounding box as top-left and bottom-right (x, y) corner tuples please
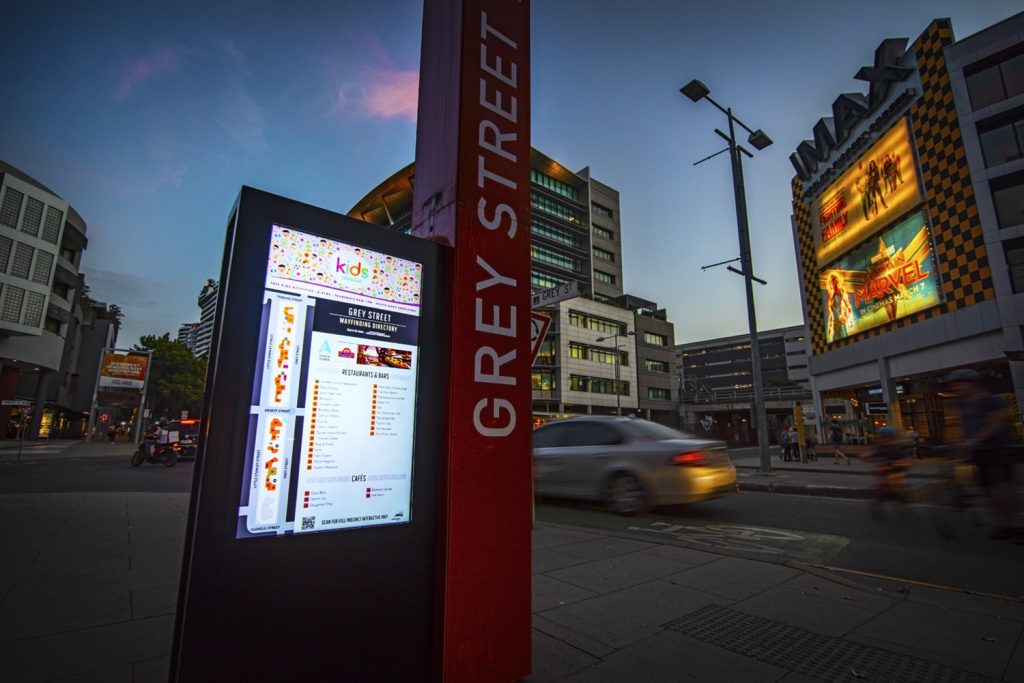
(237, 225), (424, 538)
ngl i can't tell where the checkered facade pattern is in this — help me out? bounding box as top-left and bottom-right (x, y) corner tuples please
(794, 20), (995, 356)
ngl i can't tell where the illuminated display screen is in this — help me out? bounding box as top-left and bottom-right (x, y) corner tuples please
(814, 118), (922, 267)
(237, 225), (423, 537)
(818, 211), (939, 344)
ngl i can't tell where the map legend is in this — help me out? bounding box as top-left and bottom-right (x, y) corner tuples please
(308, 381), (319, 470)
(370, 383), (377, 436)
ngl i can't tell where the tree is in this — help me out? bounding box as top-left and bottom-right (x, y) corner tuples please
(133, 333), (207, 420)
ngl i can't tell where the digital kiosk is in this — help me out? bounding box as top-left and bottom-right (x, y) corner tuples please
(171, 187), (446, 681)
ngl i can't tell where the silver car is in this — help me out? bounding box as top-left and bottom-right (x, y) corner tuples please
(532, 417), (737, 515)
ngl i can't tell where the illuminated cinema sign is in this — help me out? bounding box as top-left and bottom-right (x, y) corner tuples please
(814, 118), (922, 267)
(818, 211), (939, 343)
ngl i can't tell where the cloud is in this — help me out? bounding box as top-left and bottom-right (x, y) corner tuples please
(219, 82), (269, 156)
(81, 268), (188, 347)
(334, 68), (419, 122)
(116, 47), (183, 102)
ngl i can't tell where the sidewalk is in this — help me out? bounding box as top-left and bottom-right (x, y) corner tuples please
(0, 440), (136, 464)
(0, 489), (1021, 681)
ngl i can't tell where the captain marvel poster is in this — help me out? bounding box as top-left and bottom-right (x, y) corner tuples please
(818, 211), (940, 344)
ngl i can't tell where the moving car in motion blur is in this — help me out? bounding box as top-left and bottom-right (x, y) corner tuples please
(532, 417), (737, 515)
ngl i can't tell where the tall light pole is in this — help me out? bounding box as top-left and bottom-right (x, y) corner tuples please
(596, 329), (636, 416)
(681, 79), (773, 474)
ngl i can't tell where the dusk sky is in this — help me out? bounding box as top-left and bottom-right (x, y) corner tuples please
(2, 0), (1021, 347)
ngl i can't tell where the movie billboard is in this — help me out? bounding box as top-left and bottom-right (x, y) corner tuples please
(818, 211), (939, 344)
(815, 118), (922, 267)
(97, 352), (149, 389)
(236, 225), (424, 538)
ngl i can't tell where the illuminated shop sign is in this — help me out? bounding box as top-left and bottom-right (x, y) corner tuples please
(814, 118), (922, 267)
(237, 225), (424, 538)
(98, 352), (149, 389)
(818, 211), (939, 344)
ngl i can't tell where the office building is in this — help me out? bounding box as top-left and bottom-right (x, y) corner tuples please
(177, 321), (200, 355)
(193, 279), (218, 359)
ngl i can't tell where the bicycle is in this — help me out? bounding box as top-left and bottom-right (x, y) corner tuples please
(916, 446), (986, 540)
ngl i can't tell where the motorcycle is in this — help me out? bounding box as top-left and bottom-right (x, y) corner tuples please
(131, 438), (179, 467)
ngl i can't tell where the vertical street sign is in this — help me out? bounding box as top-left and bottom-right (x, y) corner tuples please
(413, 0), (532, 680)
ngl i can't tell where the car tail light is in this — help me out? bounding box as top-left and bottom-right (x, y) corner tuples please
(671, 451), (708, 466)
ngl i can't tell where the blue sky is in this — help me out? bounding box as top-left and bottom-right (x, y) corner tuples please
(2, 0), (1021, 347)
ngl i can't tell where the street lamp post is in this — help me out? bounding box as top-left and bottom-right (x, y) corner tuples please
(681, 79), (773, 474)
(596, 329), (636, 416)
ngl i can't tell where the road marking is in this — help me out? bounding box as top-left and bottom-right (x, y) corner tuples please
(628, 522), (807, 555)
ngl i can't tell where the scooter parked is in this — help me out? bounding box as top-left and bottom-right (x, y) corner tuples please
(131, 436), (179, 467)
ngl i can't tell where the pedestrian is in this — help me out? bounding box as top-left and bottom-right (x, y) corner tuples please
(806, 430), (818, 462)
(779, 427), (791, 461)
(831, 424), (850, 465)
(946, 368), (1021, 541)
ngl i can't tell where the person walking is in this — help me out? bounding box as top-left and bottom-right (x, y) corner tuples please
(779, 427), (791, 461)
(831, 424), (850, 465)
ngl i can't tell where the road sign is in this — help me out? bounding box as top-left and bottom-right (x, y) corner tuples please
(1, 399), (31, 407)
(531, 281), (577, 309)
(530, 312), (551, 364)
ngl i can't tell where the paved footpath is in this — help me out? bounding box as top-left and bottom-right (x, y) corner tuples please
(0, 445), (1021, 681)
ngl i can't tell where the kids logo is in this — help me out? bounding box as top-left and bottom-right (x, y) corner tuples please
(336, 258), (370, 280)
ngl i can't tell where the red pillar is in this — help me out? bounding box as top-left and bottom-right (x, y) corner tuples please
(413, 1), (532, 680)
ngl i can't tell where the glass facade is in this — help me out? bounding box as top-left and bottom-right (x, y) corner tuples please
(531, 217), (582, 248)
(531, 169), (579, 201)
(531, 270), (569, 289)
(594, 269), (616, 284)
(593, 246), (615, 262)
(593, 225), (614, 240)
(532, 244), (581, 273)
(569, 374), (629, 396)
(591, 202), (613, 219)
(531, 192), (581, 224)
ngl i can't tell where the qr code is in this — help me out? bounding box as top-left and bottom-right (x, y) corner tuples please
(301, 516), (315, 530)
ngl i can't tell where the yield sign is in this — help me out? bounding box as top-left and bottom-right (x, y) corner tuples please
(530, 312), (551, 364)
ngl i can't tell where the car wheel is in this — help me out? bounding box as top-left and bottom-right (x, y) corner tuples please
(604, 473), (647, 516)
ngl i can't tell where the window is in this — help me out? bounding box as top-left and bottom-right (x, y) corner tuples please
(568, 310), (586, 328)
(32, 250), (54, 285)
(978, 109), (1024, 167)
(1006, 237), (1024, 293)
(1, 285), (24, 323)
(593, 224), (614, 241)
(531, 270), (569, 289)
(966, 48), (1024, 110)
(644, 359), (670, 373)
(590, 347), (627, 366)
(42, 207), (63, 244)
(0, 235), (11, 272)
(530, 170), (578, 201)
(593, 246), (615, 262)
(569, 374), (628, 396)
(44, 316), (62, 334)
(992, 171), (1024, 229)
(593, 293), (611, 302)
(591, 202), (614, 219)
(594, 269), (616, 285)
(531, 244), (581, 272)
(531, 192), (581, 224)
(531, 217), (581, 248)
(531, 370), (557, 391)
(587, 316), (624, 336)
(535, 338), (557, 365)
(21, 197), (42, 237)
(647, 387), (671, 401)
(0, 187), (23, 229)
(23, 291), (45, 328)
(569, 342), (587, 359)
(52, 280), (70, 300)
(60, 246), (75, 263)
(10, 242), (34, 279)
(644, 331), (668, 346)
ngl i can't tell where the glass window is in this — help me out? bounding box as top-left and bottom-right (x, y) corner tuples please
(593, 224), (614, 241)
(967, 64), (1006, 110)
(531, 192), (581, 224)
(571, 422), (623, 446)
(1006, 237), (1024, 293)
(535, 338), (557, 365)
(531, 217), (581, 248)
(21, 197), (43, 237)
(532, 422), (574, 448)
(594, 269), (616, 284)
(979, 123), (1021, 167)
(569, 374), (588, 391)
(569, 342), (587, 359)
(1004, 53), (1024, 99)
(531, 244), (581, 272)
(10, 242), (34, 279)
(621, 420), (691, 440)
(644, 331), (668, 346)
(32, 250), (54, 285)
(531, 270), (569, 289)
(1, 285), (24, 323)
(44, 316), (62, 334)
(0, 235), (12, 273)
(593, 246), (615, 262)
(52, 280), (70, 300)
(644, 359), (670, 373)
(23, 291), (45, 328)
(993, 173), (1024, 229)
(0, 187), (23, 229)
(530, 170), (578, 201)
(646, 387), (671, 401)
(531, 370), (557, 391)
(568, 311), (586, 328)
(591, 202), (614, 219)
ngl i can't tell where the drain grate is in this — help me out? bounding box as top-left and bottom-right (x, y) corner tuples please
(664, 604), (993, 683)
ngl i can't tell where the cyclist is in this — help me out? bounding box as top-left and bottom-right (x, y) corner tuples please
(946, 368), (1021, 541)
(863, 426), (914, 518)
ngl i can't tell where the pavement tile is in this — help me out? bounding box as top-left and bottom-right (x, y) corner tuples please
(558, 630), (788, 683)
(783, 573), (897, 613)
(532, 615), (616, 660)
(1006, 639), (1024, 683)
(733, 583), (881, 637)
(663, 556), (801, 602)
(523, 628), (600, 683)
(52, 664), (133, 682)
(131, 583), (180, 619)
(133, 656), (171, 683)
(0, 614), (173, 683)
(533, 575), (600, 613)
(906, 585), (1024, 622)
(0, 590), (131, 642)
(640, 543), (721, 568)
(26, 556), (130, 580)
(549, 537), (659, 562)
(538, 580), (720, 650)
(849, 600), (1022, 678)
(546, 550), (689, 595)
(2, 571), (134, 606)
(532, 525), (607, 551)
(533, 548), (591, 574)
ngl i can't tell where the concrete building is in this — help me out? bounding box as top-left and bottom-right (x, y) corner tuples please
(349, 149), (677, 424)
(177, 321), (200, 355)
(192, 279), (218, 359)
(0, 161), (119, 438)
(790, 14), (1024, 443)
(676, 325), (812, 445)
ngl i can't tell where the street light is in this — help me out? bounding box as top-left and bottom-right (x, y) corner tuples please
(680, 79), (774, 474)
(595, 329), (636, 416)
